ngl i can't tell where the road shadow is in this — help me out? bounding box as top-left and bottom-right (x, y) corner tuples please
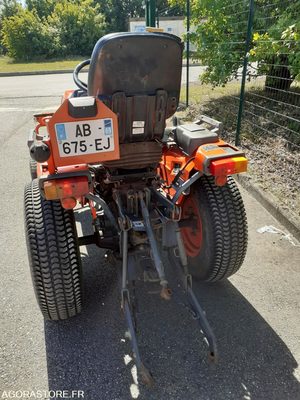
(45, 210), (299, 400)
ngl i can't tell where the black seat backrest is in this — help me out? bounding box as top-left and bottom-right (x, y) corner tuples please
(88, 32), (183, 143)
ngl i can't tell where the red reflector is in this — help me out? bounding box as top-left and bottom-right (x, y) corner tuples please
(59, 183), (73, 197)
(215, 175), (227, 186)
(61, 197), (77, 209)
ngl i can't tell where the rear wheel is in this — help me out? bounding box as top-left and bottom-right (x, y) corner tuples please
(24, 179), (83, 320)
(29, 159), (37, 180)
(180, 175), (248, 282)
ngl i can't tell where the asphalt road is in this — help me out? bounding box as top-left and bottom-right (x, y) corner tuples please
(0, 74), (299, 400)
(0, 65), (203, 99)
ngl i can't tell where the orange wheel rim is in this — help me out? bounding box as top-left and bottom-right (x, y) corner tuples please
(181, 195), (203, 258)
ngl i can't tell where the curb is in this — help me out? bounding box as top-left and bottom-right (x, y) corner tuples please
(0, 64), (200, 78)
(0, 69), (86, 77)
(235, 173), (300, 242)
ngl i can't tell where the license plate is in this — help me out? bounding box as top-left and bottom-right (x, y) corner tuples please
(55, 119), (114, 157)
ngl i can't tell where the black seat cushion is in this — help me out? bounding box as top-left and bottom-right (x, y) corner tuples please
(88, 32), (183, 143)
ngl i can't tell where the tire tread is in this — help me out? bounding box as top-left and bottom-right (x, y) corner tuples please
(192, 175), (248, 282)
(24, 179), (82, 320)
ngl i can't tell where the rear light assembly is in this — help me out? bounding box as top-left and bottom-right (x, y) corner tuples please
(43, 176), (89, 207)
(210, 156), (248, 186)
(210, 156), (248, 176)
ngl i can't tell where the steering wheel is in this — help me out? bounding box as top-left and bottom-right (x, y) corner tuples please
(73, 59), (90, 91)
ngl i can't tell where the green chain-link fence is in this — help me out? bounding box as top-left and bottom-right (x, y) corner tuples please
(184, 0), (300, 150)
(180, 0), (299, 212)
(240, 0), (300, 151)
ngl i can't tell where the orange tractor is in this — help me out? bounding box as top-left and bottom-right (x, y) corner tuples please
(24, 32), (248, 384)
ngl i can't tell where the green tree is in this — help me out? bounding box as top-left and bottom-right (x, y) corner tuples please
(49, 0), (106, 56)
(96, 0), (185, 32)
(96, 0), (145, 32)
(0, 0), (20, 17)
(0, 0), (21, 53)
(157, 0), (185, 17)
(168, 0), (300, 90)
(1, 0), (106, 59)
(250, 2), (299, 91)
(25, 0), (56, 19)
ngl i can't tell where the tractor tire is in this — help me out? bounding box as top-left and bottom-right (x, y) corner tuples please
(24, 179), (83, 320)
(29, 159), (37, 180)
(180, 175), (248, 282)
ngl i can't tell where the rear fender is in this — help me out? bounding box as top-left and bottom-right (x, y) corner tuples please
(160, 141), (247, 203)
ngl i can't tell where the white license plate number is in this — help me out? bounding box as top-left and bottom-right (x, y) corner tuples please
(55, 119), (114, 157)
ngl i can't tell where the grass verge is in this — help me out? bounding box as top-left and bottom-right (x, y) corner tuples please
(0, 56), (85, 73)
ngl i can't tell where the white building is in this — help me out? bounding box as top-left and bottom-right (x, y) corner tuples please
(129, 16), (184, 37)
(129, 17), (196, 51)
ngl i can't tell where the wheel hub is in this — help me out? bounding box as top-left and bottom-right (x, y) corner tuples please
(181, 195), (203, 258)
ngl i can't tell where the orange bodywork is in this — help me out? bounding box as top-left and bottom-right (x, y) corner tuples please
(62, 89), (75, 102)
(47, 98), (120, 168)
(34, 97), (120, 174)
(159, 146), (194, 202)
(33, 97), (120, 208)
(160, 140), (248, 204)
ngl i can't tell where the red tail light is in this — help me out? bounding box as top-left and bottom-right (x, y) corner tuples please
(210, 156), (248, 176)
(44, 176), (89, 202)
(210, 156), (248, 186)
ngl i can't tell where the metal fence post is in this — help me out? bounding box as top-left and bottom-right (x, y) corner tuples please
(235, 0), (255, 145)
(145, 0), (156, 27)
(186, 0), (190, 108)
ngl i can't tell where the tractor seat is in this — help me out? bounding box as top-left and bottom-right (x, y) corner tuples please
(175, 124), (219, 155)
(88, 32), (183, 144)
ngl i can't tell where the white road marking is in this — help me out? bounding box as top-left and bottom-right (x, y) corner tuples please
(130, 365), (140, 399)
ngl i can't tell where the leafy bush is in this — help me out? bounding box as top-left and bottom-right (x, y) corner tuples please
(49, 0), (106, 56)
(0, 0), (21, 54)
(1, 0), (106, 60)
(25, 0), (56, 19)
(250, 3), (300, 90)
(1, 8), (59, 60)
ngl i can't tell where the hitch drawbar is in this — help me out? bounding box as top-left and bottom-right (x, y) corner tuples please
(113, 189), (217, 385)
